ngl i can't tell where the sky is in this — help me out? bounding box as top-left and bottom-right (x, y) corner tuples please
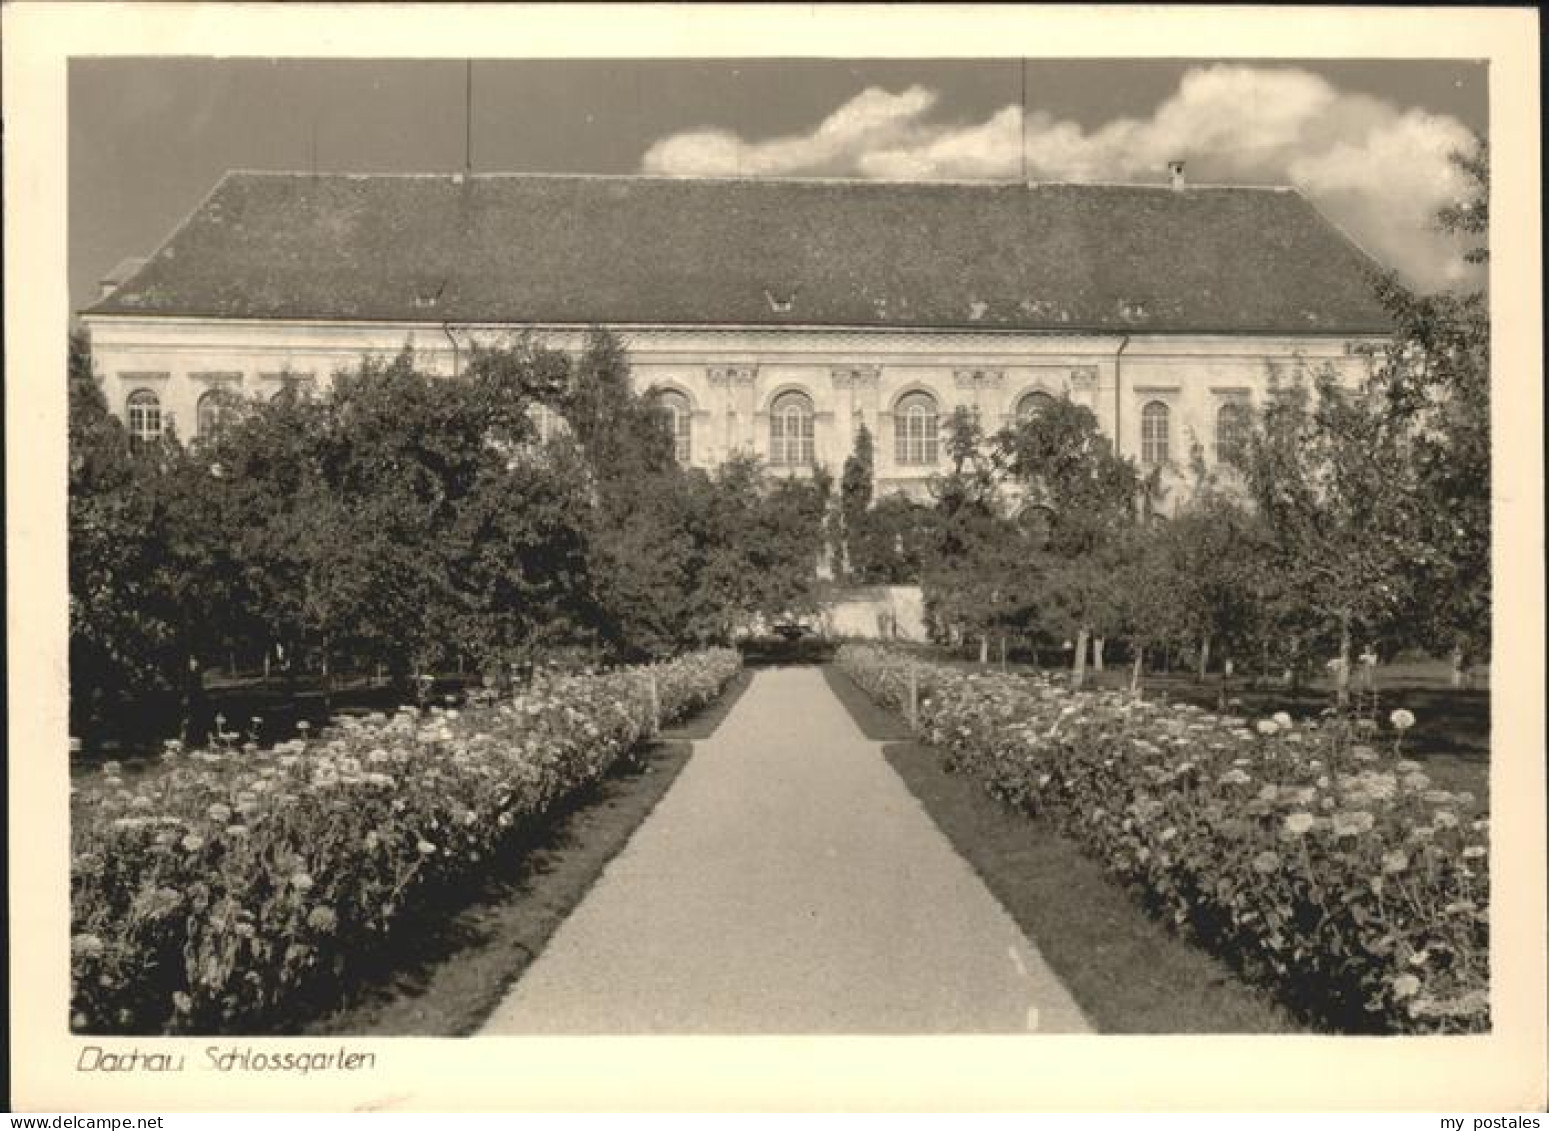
(69, 58), (1488, 315)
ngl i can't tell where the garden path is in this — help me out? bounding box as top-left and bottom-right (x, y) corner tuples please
(479, 666), (1091, 1034)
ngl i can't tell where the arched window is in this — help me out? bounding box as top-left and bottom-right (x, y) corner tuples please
(1140, 401), (1170, 466)
(894, 391), (939, 466)
(1215, 400), (1251, 466)
(651, 389), (693, 465)
(769, 390), (814, 466)
(196, 389), (235, 441)
(126, 389), (162, 451)
(1015, 390), (1055, 422)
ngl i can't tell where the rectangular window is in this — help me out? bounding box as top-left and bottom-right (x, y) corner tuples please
(1140, 402), (1171, 466)
(1215, 401), (1251, 465)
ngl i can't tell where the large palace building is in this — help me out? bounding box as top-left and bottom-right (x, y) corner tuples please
(82, 167), (1391, 499)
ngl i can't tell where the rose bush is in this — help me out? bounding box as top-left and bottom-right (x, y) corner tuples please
(837, 644), (1488, 1033)
(71, 648), (741, 1034)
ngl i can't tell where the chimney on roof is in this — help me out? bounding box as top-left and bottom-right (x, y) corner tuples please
(1168, 160), (1186, 192)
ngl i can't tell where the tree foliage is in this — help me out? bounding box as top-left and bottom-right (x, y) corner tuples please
(832, 423), (932, 585)
(69, 328), (837, 739)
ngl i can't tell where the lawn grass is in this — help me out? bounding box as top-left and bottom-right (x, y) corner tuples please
(822, 664), (1306, 1034)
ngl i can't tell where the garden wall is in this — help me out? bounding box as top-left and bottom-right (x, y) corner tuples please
(819, 585), (927, 641)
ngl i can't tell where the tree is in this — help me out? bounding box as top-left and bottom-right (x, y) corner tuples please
(1144, 484), (1270, 686)
(209, 345), (602, 693)
(851, 492), (933, 585)
(749, 468), (833, 626)
(69, 363), (175, 739)
(1371, 136), (1491, 681)
(1435, 138), (1489, 266)
(831, 422), (932, 586)
(1230, 361), (1421, 702)
(559, 328), (713, 657)
(920, 408), (1031, 658)
(1225, 134), (1491, 695)
(835, 424), (875, 580)
(206, 379), (334, 687)
(996, 397), (1144, 685)
(562, 326), (677, 490)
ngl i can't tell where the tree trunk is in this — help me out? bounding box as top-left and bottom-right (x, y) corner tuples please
(321, 640), (333, 716)
(1093, 636), (1106, 672)
(1072, 626), (1090, 689)
(1130, 644), (1144, 693)
(979, 634), (989, 665)
(1198, 635), (1211, 681)
(1450, 644), (1467, 688)
(998, 635), (1007, 671)
(1335, 611), (1352, 707)
(179, 652), (208, 746)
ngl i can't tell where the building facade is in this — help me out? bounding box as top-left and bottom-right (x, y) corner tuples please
(82, 170), (1392, 500)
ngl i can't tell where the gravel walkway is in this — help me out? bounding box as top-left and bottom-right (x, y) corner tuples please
(479, 666), (1091, 1034)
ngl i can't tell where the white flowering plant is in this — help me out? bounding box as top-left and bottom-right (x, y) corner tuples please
(837, 643), (1488, 1034)
(70, 648), (741, 1034)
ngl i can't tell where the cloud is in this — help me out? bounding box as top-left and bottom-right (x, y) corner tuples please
(641, 85), (940, 177)
(640, 65), (1483, 291)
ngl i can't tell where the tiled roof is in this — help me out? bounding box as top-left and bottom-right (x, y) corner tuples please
(84, 171), (1393, 334)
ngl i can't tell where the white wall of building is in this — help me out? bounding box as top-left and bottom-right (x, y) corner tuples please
(83, 315), (1381, 499)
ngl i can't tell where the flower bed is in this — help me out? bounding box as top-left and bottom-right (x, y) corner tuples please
(836, 644), (1489, 1033)
(71, 648), (741, 1034)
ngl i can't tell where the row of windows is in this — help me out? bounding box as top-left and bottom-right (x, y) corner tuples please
(123, 385), (1253, 468)
(1139, 400), (1252, 466)
(892, 389), (1059, 465)
(123, 383), (1033, 467)
(124, 384), (311, 448)
(767, 389), (1046, 468)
